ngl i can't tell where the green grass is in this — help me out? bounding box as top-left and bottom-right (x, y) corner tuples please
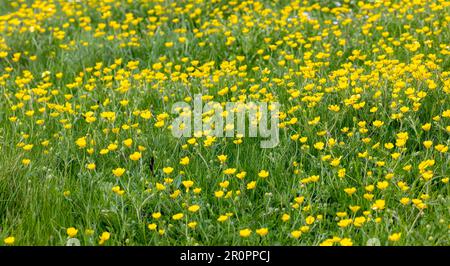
(0, 0), (449, 246)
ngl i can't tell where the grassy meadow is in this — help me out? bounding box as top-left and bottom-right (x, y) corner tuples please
(0, 0), (449, 246)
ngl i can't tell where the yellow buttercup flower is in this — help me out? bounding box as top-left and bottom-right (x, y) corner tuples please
(67, 227), (78, 238)
(163, 167), (174, 174)
(258, 170), (269, 178)
(246, 181), (256, 190)
(388, 233), (401, 242)
(217, 154), (227, 163)
(112, 168), (126, 177)
(129, 152), (141, 161)
(291, 231), (301, 239)
(372, 199), (386, 210)
(99, 232), (110, 245)
(172, 213), (184, 220)
(256, 228), (268, 237)
(188, 205), (200, 213)
(239, 229), (252, 238)
(179, 156), (190, 165)
(4, 236), (15, 245)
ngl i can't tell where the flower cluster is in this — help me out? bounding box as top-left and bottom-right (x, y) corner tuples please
(0, 0), (449, 246)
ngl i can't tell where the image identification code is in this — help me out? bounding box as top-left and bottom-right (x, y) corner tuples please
(180, 249), (270, 263)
